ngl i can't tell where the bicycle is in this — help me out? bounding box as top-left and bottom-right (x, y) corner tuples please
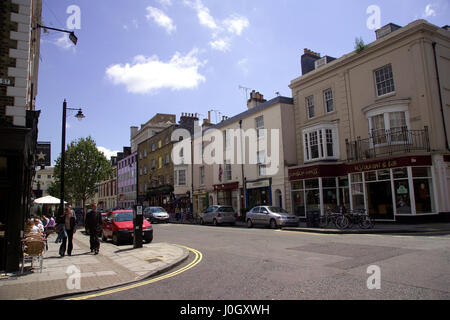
(342, 209), (374, 229)
(319, 209), (342, 229)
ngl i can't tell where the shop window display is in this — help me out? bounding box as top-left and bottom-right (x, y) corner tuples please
(351, 173), (365, 210)
(305, 179), (320, 212)
(413, 167), (435, 214)
(322, 178), (338, 211)
(393, 168), (411, 214)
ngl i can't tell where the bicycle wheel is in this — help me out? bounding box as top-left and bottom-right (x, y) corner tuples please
(359, 216), (374, 229)
(335, 215), (349, 229)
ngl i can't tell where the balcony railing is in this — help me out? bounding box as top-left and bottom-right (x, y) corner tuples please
(346, 126), (430, 162)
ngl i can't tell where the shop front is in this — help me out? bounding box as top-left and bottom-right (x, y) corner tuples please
(289, 156), (438, 221)
(193, 190), (210, 217)
(246, 179), (272, 209)
(146, 185), (174, 212)
(214, 182), (239, 211)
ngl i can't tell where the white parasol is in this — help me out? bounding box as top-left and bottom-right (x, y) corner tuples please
(33, 195), (67, 205)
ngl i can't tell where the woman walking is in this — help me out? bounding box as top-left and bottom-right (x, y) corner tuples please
(59, 205), (77, 257)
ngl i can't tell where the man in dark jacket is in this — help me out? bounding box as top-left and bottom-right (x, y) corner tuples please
(85, 203), (101, 254)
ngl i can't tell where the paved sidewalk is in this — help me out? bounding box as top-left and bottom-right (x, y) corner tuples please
(170, 218), (450, 235)
(282, 222), (450, 234)
(0, 230), (189, 300)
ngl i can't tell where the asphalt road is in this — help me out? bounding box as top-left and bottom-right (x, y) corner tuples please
(80, 223), (450, 300)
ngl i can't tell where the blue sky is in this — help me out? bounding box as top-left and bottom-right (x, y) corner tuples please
(36, 0), (449, 163)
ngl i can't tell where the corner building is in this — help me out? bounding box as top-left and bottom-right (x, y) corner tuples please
(0, 0), (42, 272)
(288, 20), (450, 222)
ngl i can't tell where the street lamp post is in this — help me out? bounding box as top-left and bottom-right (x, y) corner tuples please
(59, 99), (85, 222)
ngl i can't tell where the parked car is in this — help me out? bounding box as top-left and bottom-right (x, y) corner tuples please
(144, 207), (170, 223)
(200, 205), (237, 226)
(246, 206), (299, 229)
(101, 210), (153, 245)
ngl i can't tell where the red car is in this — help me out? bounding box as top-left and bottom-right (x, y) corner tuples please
(101, 210), (153, 245)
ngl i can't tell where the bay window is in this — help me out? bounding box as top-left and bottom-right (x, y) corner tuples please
(303, 124), (339, 163)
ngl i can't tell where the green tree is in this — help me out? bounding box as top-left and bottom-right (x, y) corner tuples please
(53, 136), (112, 214)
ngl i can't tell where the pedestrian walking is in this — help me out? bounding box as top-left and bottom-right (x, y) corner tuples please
(45, 215), (55, 234)
(85, 203), (102, 255)
(59, 205), (77, 257)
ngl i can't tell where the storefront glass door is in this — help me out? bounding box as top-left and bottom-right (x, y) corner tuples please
(247, 187), (270, 209)
(305, 179), (320, 213)
(366, 180), (394, 220)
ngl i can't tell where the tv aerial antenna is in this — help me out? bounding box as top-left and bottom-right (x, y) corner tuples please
(238, 85), (252, 103)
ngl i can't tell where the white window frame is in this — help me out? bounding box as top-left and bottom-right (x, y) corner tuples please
(257, 151), (267, 176)
(306, 96), (315, 119)
(324, 89), (334, 113)
(365, 105), (410, 147)
(374, 64), (395, 97)
(302, 123), (339, 163)
(175, 169), (187, 186)
(224, 161), (232, 181)
(255, 116), (265, 139)
(200, 166), (205, 186)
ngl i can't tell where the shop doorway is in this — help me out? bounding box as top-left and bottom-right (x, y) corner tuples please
(366, 181), (394, 220)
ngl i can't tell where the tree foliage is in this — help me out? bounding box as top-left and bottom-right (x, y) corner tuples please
(53, 136), (112, 209)
(354, 36), (367, 53)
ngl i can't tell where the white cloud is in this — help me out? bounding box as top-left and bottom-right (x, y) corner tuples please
(97, 146), (120, 160)
(209, 38), (231, 52)
(105, 49), (206, 94)
(237, 58), (249, 75)
(423, 4), (436, 17)
(54, 34), (76, 52)
(184, 0), (219, 31)
(183, 0), (249, 52)
(146, 6), (176, 34)
(223, 15), (249, 36)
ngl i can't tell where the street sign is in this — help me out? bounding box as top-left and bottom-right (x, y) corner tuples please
(136, 205), (143, 215)
(0, 78), (11, 85)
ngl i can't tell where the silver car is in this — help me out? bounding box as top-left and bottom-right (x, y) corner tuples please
(246, 206), (299, 229)
(144, 207), (170, 223)
(200, 205), (237, 226)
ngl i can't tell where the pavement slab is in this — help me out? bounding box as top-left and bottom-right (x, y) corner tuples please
(0, 230), (189, 300)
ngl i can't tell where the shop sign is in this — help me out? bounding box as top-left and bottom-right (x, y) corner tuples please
(397, 185), (408, 195)
(289, 166), (320, 181)
(214, 182), (239, 191)
(0, 78), (11, 86)
(246, 180), (270, 189)
(350, 156), (432, 173)
(36, 142), (51, 167)
(352, 160), (399, 173)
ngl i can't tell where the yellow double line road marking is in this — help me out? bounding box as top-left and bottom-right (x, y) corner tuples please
(67, 246), (203, 300)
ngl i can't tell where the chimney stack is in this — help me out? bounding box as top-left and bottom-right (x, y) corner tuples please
(301, 48), (321, 75)
(130, 126), (138, 139)
(247, 90), (267, 109)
